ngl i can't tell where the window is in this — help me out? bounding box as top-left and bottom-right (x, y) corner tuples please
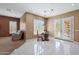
(34, 19), (44, 35)
(9, 21), (17, 34)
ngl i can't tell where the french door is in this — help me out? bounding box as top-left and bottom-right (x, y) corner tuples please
(34, 19), (44, 35)
(54, 19), (62, 38)
(54, 16), (74, 41)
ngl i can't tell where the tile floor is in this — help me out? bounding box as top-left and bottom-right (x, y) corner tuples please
(11, 38), (79, 55)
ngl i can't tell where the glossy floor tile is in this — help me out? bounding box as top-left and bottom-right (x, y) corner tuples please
(11, 38), (79, 55)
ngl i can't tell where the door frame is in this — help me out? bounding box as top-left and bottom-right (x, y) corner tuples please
(54, 16), (74, 41)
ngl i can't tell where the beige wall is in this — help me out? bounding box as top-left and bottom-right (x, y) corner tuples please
(20, 13), (26, 39)
(47, 9), (79, 42)
(20, 12), (45, 39)
(20, 9), (79, 42)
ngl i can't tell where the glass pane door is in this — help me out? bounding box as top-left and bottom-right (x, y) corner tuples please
(54, 20), (61, 38)
(34, 19), (44, 35)
(62, 16), (74, 41)
(53, 16), (74, 41)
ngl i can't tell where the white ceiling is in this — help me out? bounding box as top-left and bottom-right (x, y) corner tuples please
(0, 3), (79, 18)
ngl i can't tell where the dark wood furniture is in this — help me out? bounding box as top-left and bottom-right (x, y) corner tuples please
(12, 30), (24, 41)
(37, 32), (49, 41)
(44, 33), (49, 41)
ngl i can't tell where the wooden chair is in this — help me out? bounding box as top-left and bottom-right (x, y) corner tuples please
(37, 30), (49, 41)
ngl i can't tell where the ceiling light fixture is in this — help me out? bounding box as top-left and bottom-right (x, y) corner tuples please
(44, 10), (47, 16)
(50, 9), (53, 11)
(44, 10), (47, 13)
(72, 3), (75, 6)
(6, 8), (12, 12)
